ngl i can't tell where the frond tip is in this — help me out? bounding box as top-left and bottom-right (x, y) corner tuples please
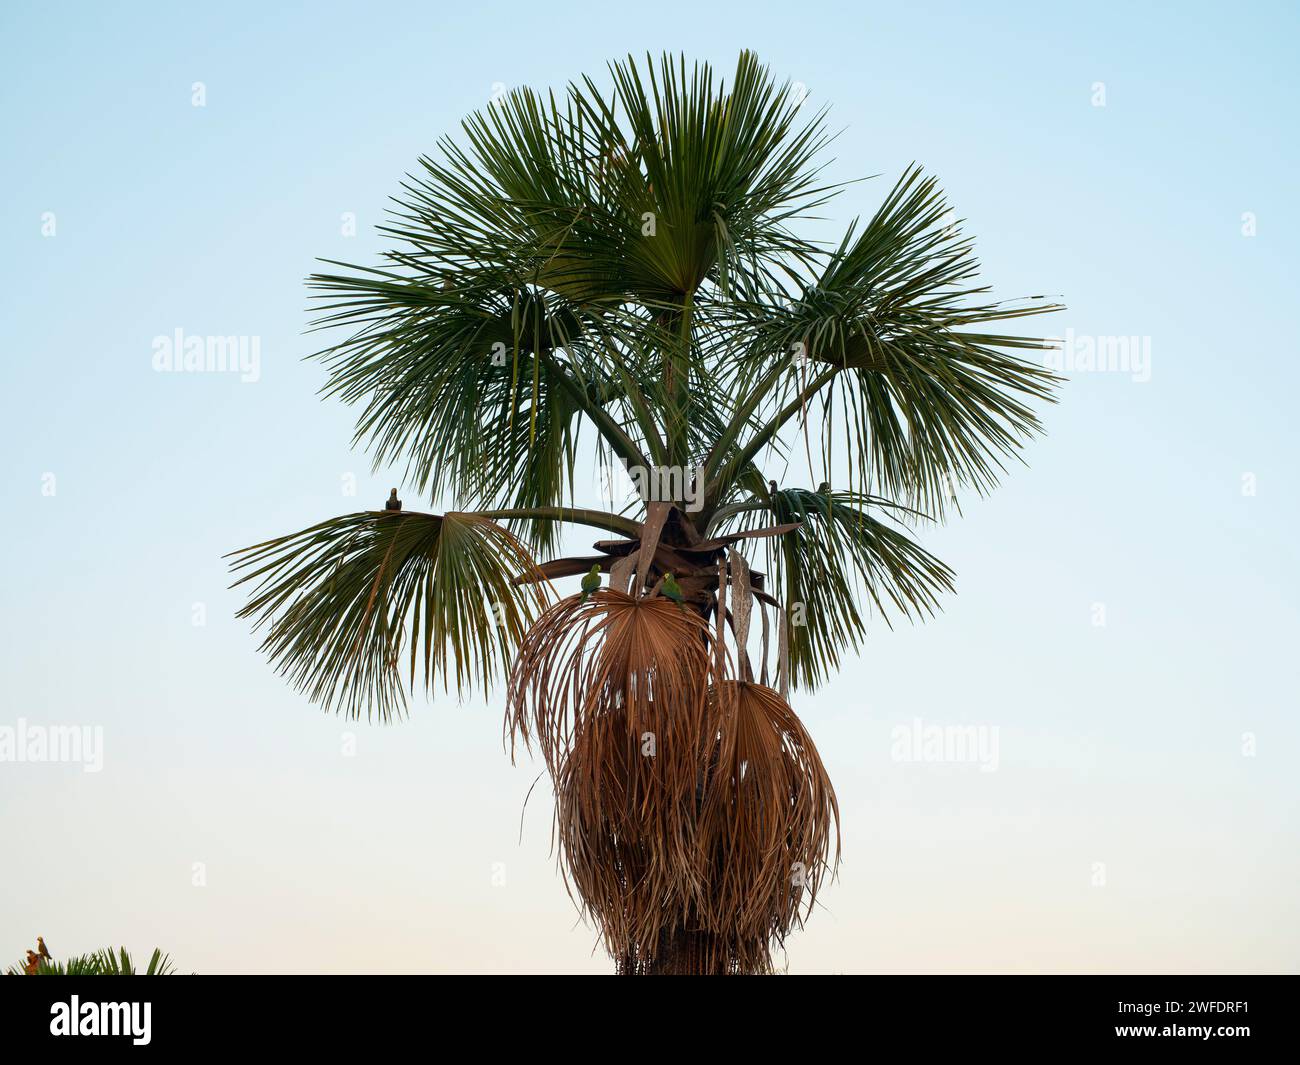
(228, 510), (550, 721)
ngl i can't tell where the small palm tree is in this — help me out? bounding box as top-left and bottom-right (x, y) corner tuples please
(230, 52), (1059, 975)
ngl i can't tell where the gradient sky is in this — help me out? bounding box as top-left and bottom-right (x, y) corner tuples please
(2, 0), (1297, 974)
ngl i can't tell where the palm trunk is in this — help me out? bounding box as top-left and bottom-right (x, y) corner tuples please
(618, 929), (738, 976)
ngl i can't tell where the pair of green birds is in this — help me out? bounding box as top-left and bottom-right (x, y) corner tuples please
(581, 564), (683, 604)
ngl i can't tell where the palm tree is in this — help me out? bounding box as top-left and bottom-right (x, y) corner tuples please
(229, 51), (1060, 975)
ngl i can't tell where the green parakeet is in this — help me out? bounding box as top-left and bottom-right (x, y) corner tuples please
(661, 572), (685, 604)
(581, 563), (602, 602)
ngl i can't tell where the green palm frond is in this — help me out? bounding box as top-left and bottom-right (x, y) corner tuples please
(93, 946), (176, 976)
(718, 487), (955, 689)
(307, 277), (617, 511)
(7, 946), (176, 976)
(228, 511), (550, 721)
(306, 51), (839, 502)
(705, 165), (1061, 518)
(598, 51), (835, 300)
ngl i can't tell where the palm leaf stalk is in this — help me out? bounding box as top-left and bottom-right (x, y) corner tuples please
(228, 51), (1060, 974)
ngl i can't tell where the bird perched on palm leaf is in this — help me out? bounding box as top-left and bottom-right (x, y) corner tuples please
(661, 572), (685, 606)
(580, 564), (602, 602)
(37, 937), (50, 961)
(385, 489), (401, 512)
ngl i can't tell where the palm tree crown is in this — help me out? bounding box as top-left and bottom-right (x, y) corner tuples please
(230, 51), (1059, 973)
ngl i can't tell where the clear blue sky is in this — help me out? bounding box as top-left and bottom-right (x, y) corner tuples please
(2, 0), (1296, 973)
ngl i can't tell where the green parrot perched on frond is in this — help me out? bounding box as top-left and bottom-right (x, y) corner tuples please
(661, 573), (685, 605)
(580, 564), (602, 603)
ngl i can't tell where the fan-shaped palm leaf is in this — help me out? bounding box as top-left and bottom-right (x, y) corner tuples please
(229, 510), (550, 721)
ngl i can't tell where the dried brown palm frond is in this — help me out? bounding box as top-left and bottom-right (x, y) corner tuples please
(559, 678), (838, 975)
(507, 588), (724, 779)
(554, 699), (700, 968)
(508, 589), (733, 961)
(696, 681), (839, 963)
(509, 586), (837, 973)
